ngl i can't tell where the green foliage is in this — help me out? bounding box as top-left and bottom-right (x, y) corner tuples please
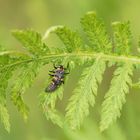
(0, 11), (140, 132)
(12, 30), (50, 56)
(112, 21), (132, 55)
(11, 61), (41, 120)
(100, 63), (134, 131)
(0, 52), (18, 132)
(81, 11), (112, 53)
(54, 26), (85, 52)
(39, 85), (64, 127)
(66, 57), (106, 129)
(0, 104), (10, 132)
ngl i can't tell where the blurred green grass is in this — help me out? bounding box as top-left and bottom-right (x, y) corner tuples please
(0, 0), (140, 140)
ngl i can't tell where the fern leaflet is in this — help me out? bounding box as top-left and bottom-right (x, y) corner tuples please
(66, 57), (106, 129)
(100, 63), (134, 131)
(11, 61), (41, 120)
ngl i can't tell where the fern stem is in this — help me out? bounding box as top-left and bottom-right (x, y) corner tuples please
(1, 52), (140, 70)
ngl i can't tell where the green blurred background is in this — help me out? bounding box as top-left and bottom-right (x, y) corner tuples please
(0, 0), (140, 140)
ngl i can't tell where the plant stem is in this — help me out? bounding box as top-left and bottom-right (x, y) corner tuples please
(1, 51), (140, 70)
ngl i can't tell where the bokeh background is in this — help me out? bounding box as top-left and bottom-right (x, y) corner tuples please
(0, 0), (140, 140)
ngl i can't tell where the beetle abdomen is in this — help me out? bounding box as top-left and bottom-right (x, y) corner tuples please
(45, 82), (58, 92)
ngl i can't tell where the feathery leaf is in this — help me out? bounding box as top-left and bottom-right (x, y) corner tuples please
(0, 52), (17, 132)
(112, 21), (132, 55)
(0, 11), (140, 132)
(100, 63), (134, 131)
(39, 80), (64, 127)
(0, 105), (10, 132)
(81, 11), (112, 53)
(54, 26), (85, 52)
(12, 30), (50, 56)
(11, 61), (41, 120)
(66, 57), (106, 129)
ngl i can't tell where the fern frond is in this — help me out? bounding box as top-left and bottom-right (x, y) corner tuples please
(54, 27), (85, 52)
(0, 52), (17, 132)
(44, 108), (63, 127)
(112, 21), (132, 55)
(100, 63), (134, 131)
(12, 30), (50, 56)
(11, 61), (41, 120)
(0, 104), (10, 132)
(66, 57), (106, 129)
(1, 11), (140, 132)
(81, 11), (112, 53)
(100, 20), (133, 131)
(39, 85), (64, 127)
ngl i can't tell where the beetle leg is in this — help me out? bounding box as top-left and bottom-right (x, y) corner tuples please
(49, 70), (55, 73)
(49, 74), (55, 76)
(53, 64), (57, 69)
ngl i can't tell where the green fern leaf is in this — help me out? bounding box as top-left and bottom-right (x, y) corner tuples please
(0, 68), (12, 132)
(54, 26), (85, 52)
(81, 11), (112, 53)
(40, 85), (64, 127)
(100, 63), (134, 131)
(12, 30), (50, 56)
(100, 21), (134, 131)
(66, 57), (106, 129)
(0, 52), (17, 132)
(0, 105), (10, 132)
(112, 21), (132, 55)
(44, 108), (63, 127)
(11, 61), (41, 120)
